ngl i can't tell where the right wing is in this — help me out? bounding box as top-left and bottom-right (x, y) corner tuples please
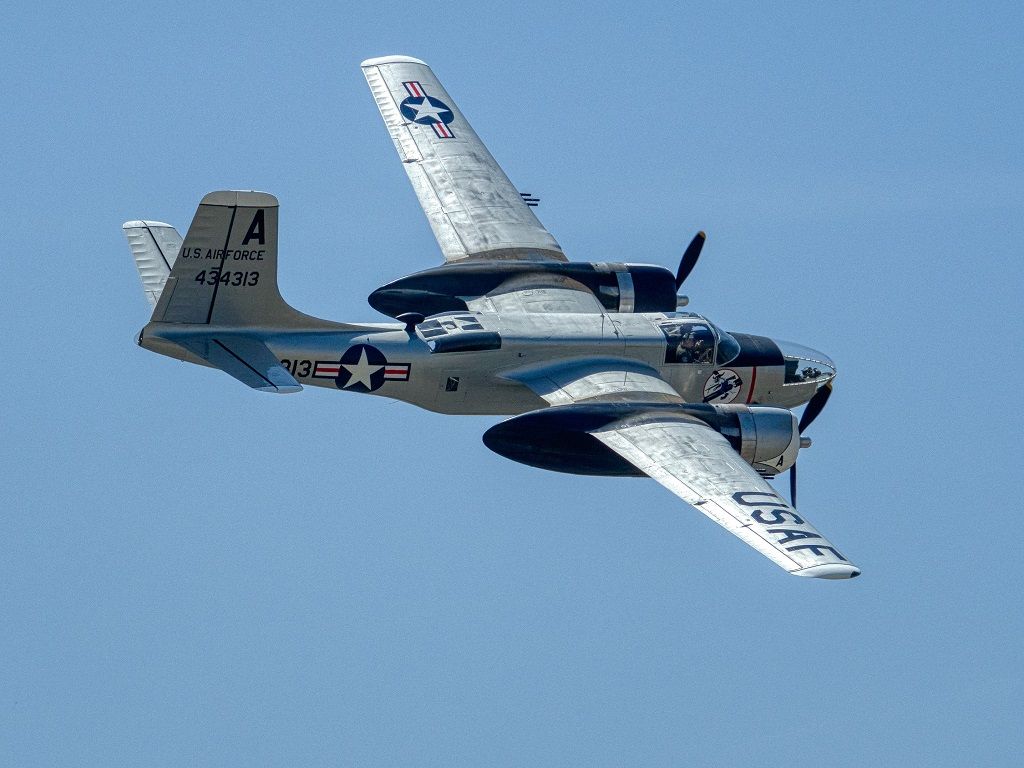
(591, 415), (860, 579)
(361, 55), (566, 264)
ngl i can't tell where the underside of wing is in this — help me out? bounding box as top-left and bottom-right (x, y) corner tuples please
(590, 416), (859, 578)
(361, 55), (566, 264)
(488, 363), (858, 579)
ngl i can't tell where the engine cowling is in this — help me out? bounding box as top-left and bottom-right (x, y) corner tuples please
(483, 402), (800, 477)
(368, 261), (678, 318)
(714, 404), (800, 476)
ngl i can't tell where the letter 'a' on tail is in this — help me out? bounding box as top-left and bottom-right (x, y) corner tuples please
(150, 190), (316, 328)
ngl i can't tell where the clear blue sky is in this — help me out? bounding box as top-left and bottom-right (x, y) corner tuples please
(2, 2), (1022, 766)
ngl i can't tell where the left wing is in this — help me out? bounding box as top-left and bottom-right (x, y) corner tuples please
(591, 416), (859, 578)
(361, 55), (566, 264)
(511, 364), (859, 578)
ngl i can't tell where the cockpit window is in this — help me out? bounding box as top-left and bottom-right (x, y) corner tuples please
(715, 330), (741, 365)
(661, 321), (716, 364)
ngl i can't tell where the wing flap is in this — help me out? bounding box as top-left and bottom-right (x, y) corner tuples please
(591, 418), (859, 579)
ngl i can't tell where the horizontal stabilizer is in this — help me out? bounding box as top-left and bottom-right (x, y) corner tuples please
(176, 335), (301, 393)
(123, 220), (182, 307)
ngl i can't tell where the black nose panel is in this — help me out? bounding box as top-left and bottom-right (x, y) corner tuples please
(726, 333), (784, 368)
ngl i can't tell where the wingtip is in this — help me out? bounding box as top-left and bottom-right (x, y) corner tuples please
(794, 564), (861, 580)
(360, 54), (428, 68)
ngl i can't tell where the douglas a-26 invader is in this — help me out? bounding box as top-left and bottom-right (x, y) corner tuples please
(124, 55), (858, 579)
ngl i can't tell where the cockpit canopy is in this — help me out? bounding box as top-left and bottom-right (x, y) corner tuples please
(657, 313), (741, 366)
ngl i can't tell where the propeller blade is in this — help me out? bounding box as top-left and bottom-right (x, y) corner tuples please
(789, 462), (798, 508)
(791, 381), (833, 508)
(798, 381), (833, 434)
(675, 231), (706, 289)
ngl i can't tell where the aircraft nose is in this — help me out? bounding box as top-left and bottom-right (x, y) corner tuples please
(776, 340), (836, 385)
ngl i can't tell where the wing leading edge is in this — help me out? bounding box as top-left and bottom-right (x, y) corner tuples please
(361, 55), (566, 264)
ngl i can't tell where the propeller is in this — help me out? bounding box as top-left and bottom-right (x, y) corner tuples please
(675, 231), (706, 289)
(799, 379), (833, 434)
(789, 381), (833, 509)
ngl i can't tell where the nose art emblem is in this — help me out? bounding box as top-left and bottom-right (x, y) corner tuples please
(703, 369), (743, 404)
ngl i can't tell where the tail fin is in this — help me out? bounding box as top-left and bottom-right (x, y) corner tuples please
(131, 191), (393, 394)
(152, 190), (313, 328)
(123, 220), (182, 307)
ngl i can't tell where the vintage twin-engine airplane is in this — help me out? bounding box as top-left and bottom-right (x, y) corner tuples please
(124, 55), (858, 579)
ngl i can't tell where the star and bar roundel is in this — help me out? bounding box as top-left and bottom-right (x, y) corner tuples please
(312, 344), (410, 392)
(398, 80), (456, 139)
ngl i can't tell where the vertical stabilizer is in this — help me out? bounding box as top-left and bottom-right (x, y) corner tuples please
(153, 191), (315, 328)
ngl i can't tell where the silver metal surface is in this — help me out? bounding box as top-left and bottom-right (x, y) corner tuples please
(123, 221), (181, 306)
(124, 55), (853, 579)
(361, 55), (565, 263)
(591, 420), (857, 578)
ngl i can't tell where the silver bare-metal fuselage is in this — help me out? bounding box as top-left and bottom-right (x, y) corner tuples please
(252, 309), (831, 415)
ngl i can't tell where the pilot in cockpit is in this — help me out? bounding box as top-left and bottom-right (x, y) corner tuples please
(662, 321), (716, 364)
(679, 334), (711, 364)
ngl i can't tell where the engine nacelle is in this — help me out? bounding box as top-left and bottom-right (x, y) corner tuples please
(714, 404), (800, 476)
(369, 261), (678, 318)
(483, 402), (800, 477)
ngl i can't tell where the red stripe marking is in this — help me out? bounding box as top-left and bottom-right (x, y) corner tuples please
(745, 366), (758, 403)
